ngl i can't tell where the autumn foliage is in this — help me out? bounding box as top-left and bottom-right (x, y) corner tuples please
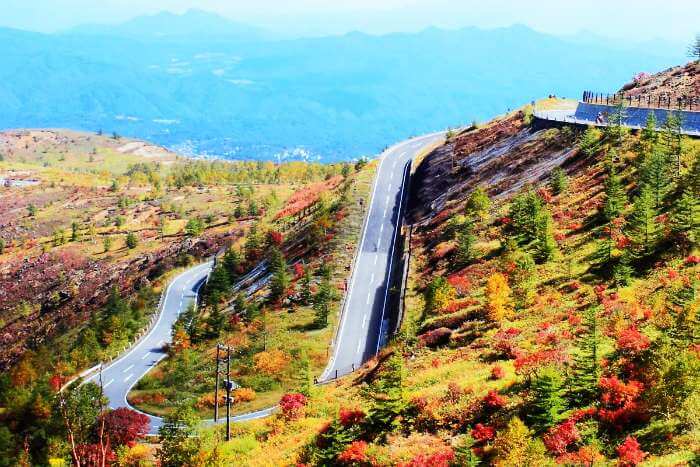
(485, 273), (513, 322)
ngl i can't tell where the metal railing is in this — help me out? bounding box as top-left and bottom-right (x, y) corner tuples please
(582, 90), (700, 111)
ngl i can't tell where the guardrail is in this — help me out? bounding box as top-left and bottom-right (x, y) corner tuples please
(582, 90), (700, 111)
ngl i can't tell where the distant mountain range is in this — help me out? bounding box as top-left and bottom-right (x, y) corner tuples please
(0, 10), (687, 162)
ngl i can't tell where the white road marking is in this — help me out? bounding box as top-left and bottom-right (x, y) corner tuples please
(356, 340), (362, 354)
(388, 183), (392, 191)
(380, 224), (384, 234)
(370, 273), (375, 283)
(390, 172), (394, 180)
(374, 255), (378, 265)
(124, 374), (133, 382)
(362, 314), (368, 329)
(123, 365), (134, 373)
(104, 379), (114, 389)
(141, 352), (151, 360)
(383, 207), (387, 218)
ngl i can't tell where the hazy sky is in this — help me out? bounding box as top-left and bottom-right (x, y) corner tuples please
(2, 0), (697, 43)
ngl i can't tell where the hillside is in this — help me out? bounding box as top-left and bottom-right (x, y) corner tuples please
(177, 67), (699, 465)
(621, 61), (700, 101)
(0, 22), (684, 161)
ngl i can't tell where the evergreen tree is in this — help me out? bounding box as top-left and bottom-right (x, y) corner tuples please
(528, 366), (566, 432)
(125, 232), (138, 249)
(269, 247), (291, 302)
(455, 220), (476, 266)
(70, 221), (80, 242)
(296, 351), (314, 397)
(206, 305), (226, 339)
(204, 265), (230, 305)
(299, 266), (313, 305)
(245, 224), (262, 261)
(466, 186), (491, 220)
(602, 167), (628, 221)
(533, 208), (558, 262)
(626, 185), (660, 258)
(592, 234), (614, 269)
(579, 127), (601, 157)
(509, 187), (545, 244)
(548, 167), (569, 196)
(661, 112), (683, 177)
(641, 149), (672, 208)
(689, 34), (700, 60)
(612, 255), (634, 287)
(670, 187), (699, 250)
(362, 354), (406, 433)
(0, 238), (4, 255)
(637, 112), (659, 165)
(157, 402), (201, 467)
(313, 277), (336, 328)
(569, 306), (602, 403)
(687, 153), (700, 197)
(222, 248), (242, 280)
(606, 100), (628, 148)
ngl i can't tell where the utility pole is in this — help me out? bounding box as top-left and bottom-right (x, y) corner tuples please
(214, 345), (221, 422)
(225, 345), (233, 441)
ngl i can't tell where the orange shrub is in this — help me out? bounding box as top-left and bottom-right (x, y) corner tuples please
(253, 350), (291, 375)
(233, 387), (256, 403)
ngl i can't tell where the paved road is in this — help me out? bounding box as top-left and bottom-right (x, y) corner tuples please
(320, 131), (446, 381)
(85, 262), (213, 434)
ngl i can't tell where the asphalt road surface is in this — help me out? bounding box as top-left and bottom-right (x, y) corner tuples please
(85, 262), (212, 434)
(320, 131), (445, 381)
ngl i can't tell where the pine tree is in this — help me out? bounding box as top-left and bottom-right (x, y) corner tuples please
(661, 112), (683, 177)
(533, 208), (558, 262)
(455, 221), (476, 266)
(606, 100), (628, 148)
(637, 112), (659, 166)
(0, 238), (5, 255)
(466, 186), (491, 220)
(602, 167), (628, 221)
(299, 266), (313, 305)
(125, 232), (138, 249)
(362, 354), (406, 433)
(206, 305), (226, 339)
(641, 149), (672, 208)
(579, 127), (601, 157)
(222, 248), (242, 280)
(569, 306), (602, 404)
(687, 153), (700, 197)
(204, 265), (230, 305)
(269, 247), (291, 302)
(509, 187), (544, 244)
(670, 187), (699, 251)
(612, 254), (633, 287)
(245, 224), (262, 261)
(313, 277), (336, 328)
(528, 366), (566, 432)
(71, 221), (80, 242)
(626, 185), (660, 258)
(548, 167), (569, 196)
(592, 234), (614, 269)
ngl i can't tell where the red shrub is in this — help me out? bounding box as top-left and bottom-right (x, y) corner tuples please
(338, 441), (369, 464)
(471, 423), (495, 442)
(401, 448), (455, 467)
(419, 327), (453, 348)
(616, 436), (646, 466)
(616, 327), (650, 355)
(685, 255), (700, 265)
(514, 349), (567, 377)
(279, 393), (307, 420)
(598, 377), (647, 429)
(338, 408), (365, 427)
(543, 419), (580, 456)
(293, 263), (304, 280)
(600, 377), (644, 407)
(493, 328), (521, 359)
(447, 274), (471, 295)
(482, 390), (507, 410)
(490, 365), (506, 380)
(99, 408), (150, 447)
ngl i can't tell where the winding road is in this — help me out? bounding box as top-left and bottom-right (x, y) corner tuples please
(86, 131), (445, 433)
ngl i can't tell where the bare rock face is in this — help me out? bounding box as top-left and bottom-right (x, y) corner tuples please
(621, 61), (700, 102)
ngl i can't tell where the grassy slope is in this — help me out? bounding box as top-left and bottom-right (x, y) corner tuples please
(201, 112), (700, 465)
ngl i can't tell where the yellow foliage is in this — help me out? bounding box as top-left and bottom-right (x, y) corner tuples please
(233, 387), (257, 403)
(486, 273), (513, 322)
(117, 443), (152, 466)
(253, 349), (291, 375)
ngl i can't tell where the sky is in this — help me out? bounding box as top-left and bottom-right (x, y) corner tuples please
(1, 0), (697, 44)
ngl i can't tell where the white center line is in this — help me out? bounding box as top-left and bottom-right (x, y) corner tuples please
(141, 352), (151, 360)
(370, 273), (375, 283)
(362, 314), (368, 329)
(388, 183), (392, 191)
(374, 255), (378, 265)
(356, 340), (362, 354)
(380, 224), (384, 234)
(124, 374), (133, 382)
(366, 291), (371, 304)
(104, 379), (114, 389)
(123, 364), (134, 373)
